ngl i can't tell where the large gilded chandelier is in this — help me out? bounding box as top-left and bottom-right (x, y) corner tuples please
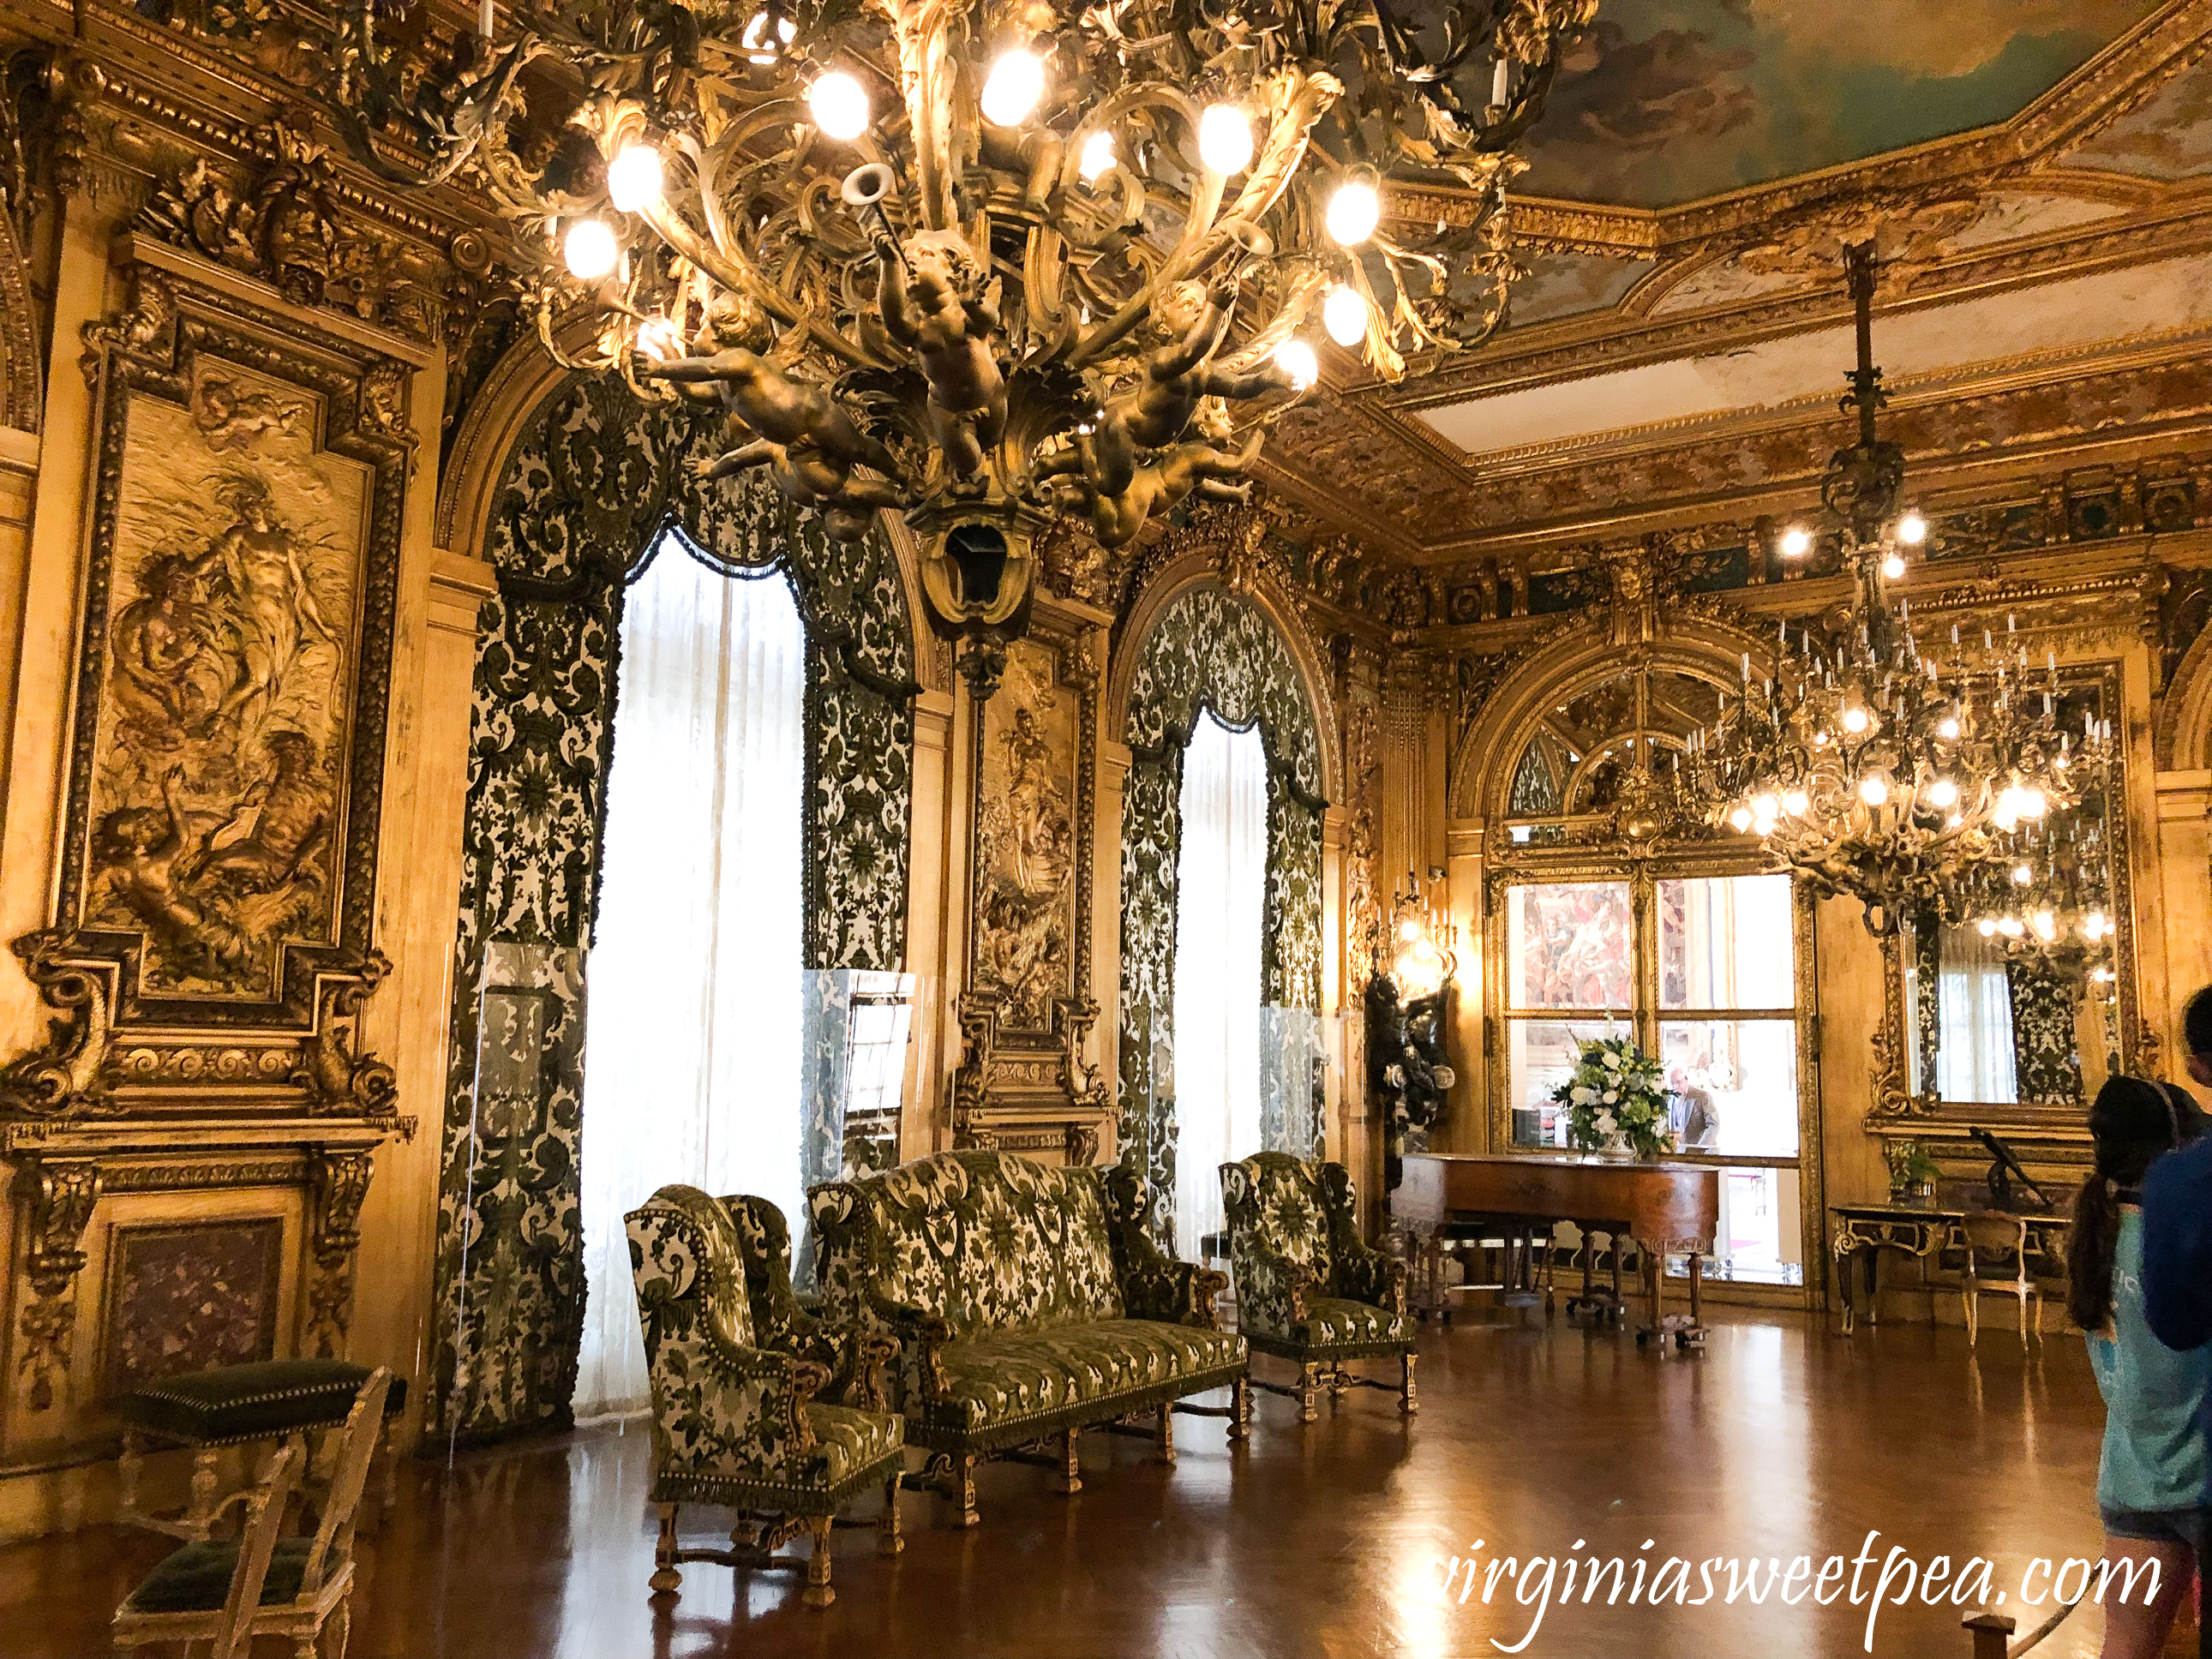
(1682, 242), (2111, 936)
(315, 0), (1596, 680)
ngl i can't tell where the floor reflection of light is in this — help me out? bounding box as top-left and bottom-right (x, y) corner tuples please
(1391, 1549), (1455, 1659)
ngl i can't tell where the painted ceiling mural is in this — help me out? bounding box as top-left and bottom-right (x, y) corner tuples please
(1519, 0), (2163, 207)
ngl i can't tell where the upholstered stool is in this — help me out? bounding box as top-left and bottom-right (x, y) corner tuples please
(115, 1359), (408, 1542)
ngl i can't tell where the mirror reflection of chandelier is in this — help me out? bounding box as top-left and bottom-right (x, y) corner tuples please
(1681, 240), (2113, 936)
(314, 0), (1598, 676)
(1956, 792), (2117, 966)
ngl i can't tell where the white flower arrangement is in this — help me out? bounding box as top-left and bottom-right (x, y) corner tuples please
(1550, 1034), (1675, 1159)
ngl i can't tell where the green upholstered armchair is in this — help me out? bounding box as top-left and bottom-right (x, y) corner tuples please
(626, 1185), (906, 1609)
(1219, 1153), (1417, 1422)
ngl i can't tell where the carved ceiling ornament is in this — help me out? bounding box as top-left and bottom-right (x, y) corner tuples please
(134, 117), (446, 336)
(1, 249), (410, 1128)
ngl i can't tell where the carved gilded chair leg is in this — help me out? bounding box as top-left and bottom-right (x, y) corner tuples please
(1057, 1426), (1082, 1494)
(1154, 1403), (1176, 1464)
(878, 1470), (904, 1556)
(1400, 1351), (1419, 1416)
(184, 1449), (221, 1542)
(802, 1516), (835, 1609)
(648, 1502), (682, 1595)
(956, 1453), (980, 1527)
(327, 1600), (352, 1659)
(1328, 1365), (1350, 1401)
(1228, 1376), (1250, 1442)
(295, 1635), (319, 1658)
(1298, 1362), (1320, 1423)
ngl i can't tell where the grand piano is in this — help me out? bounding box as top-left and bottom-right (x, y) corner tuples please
(1397, 1153), (1722, 1349)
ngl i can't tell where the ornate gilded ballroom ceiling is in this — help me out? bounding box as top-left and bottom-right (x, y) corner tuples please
(1257, 0), (2212, 573)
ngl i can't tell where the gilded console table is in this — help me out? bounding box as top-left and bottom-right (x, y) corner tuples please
(1830, 1204), (2070, 1334)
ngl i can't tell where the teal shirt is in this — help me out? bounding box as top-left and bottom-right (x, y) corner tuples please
(2087, 1207), (2212, 1516)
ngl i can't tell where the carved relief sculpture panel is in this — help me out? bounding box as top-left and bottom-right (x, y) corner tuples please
(953, 625), (1107, 1160)
(0, 241), (411, 1446)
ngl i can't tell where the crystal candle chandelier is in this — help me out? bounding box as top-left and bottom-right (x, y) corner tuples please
(315, 0), (1597, 680)
(1681, 242), (2112, 936)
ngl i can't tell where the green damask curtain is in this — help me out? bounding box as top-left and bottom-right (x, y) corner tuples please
(1118, 585), (1327, 1245)
(429, 375), (917, 1446)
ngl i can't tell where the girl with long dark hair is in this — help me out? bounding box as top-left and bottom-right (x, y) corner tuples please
(2069, 1075), (2209, 1659)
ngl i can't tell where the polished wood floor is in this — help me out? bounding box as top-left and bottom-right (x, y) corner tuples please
(2, 1305), (2179, 1658)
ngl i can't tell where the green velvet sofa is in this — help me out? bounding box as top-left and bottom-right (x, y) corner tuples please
(1220, 1152), (1418, 1421)
(809, 1149), (1248, 1524)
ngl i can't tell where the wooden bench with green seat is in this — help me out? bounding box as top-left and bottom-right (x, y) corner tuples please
(115, 1357), (408, 1543)
(113, 1367), (392, 1658)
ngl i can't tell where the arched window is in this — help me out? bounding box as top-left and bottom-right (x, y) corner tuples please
(1169, 713), (1269, 1261)
(572, 541), (807, 1417)
(1485, 655), (1813, 1289)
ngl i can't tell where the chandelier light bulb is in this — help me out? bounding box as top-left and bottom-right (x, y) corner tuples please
(1197, 104), (1255, 175)
(1881, 553), (1906, 580)
(1978, 918), (1999, 937)
(981, 50), (1046, 127)
(2018, 785), (2047, 819)
(1841, 705), (1869, 734)
(634, 314), (682, 361)
(606, 143), (664, 213)
(1938, 716), (1960, 740)
(1323, 284), (1369, 347)
(1782, 788), (1809, 816)
(1751, 793), (1778, 820)
(2033, 910), (2057, 941)
(1079, 129), (1117, 183)
(1924, 777), (1957, 808)
(563, 219), (618, 279)
(1998, 916), (2025, 938)
(1729, 806), (1754, 833)
(808, 71), (871, 141)
(1995, 783), (2027, 820)
(1857, 773), (1890, 807)
(1780, 525), (1812, 558)
(1753, 814), (1777, 836)
(1274, 338), (1318, 391)
(740, 9), (796, 61)
(1897, 510), (1928, 545)
(1327, 177), (1382, 246)
(2011, 863), (2033, 886)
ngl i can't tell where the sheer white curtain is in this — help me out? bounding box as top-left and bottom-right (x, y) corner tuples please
(1937, 923), (2019, 1105)
(1172, 712), (1268, 1262)
(572, 543), (807, 1419)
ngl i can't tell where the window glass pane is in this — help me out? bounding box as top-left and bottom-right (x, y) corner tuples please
(1670, 1165), (1803, 1286)
(1658, 873), (1794, 1009)
(1658, 1018), (1801, 1158)
(1934, 923), (2019, 1104)
(1507, 883), (1633, 1009)
(1507, 1019), (1618, 1147)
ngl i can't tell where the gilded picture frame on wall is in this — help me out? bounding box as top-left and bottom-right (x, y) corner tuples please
(0, 244), (413, 1123)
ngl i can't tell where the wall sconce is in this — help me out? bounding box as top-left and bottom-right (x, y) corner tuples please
(1388, 866), (1457, 998)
